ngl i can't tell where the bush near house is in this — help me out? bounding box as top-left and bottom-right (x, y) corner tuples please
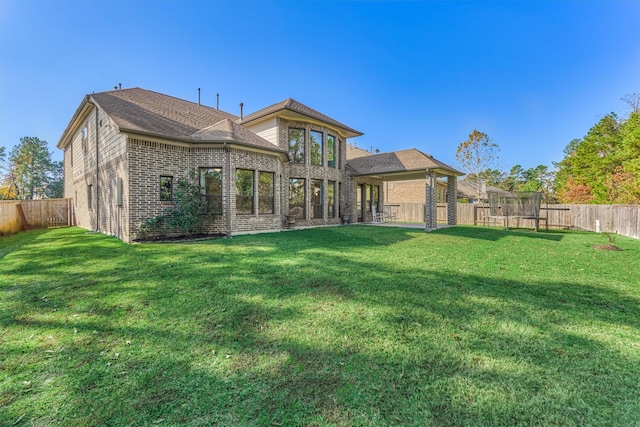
(1, 226), (639, 426)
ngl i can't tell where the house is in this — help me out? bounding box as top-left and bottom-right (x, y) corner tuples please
(456, 178), (509, 203)
(57, 87), (461, 242)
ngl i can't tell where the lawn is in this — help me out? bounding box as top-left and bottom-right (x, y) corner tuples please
(1, 226), (639, 426)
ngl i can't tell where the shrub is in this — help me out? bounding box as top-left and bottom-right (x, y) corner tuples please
(164, 170), (207, 236)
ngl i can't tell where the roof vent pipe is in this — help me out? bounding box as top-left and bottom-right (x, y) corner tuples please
(216, 93), (219, 110)
(198, 88), (201, 106)
(240, 102), (244, 120)
(118, 83), (121, 90)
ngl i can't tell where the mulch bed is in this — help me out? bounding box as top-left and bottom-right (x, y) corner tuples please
(593, 244), (623, 251)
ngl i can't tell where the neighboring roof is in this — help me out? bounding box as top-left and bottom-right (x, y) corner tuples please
(457, 178), (509, 200)
(346, 143), (374, 160)
(239, 98), (363, 138)
(347, 148), (464, 179)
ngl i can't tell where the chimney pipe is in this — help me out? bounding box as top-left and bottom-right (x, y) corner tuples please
(240, 102), (244, 120)
(216, 93), (219, 110)
(198, 88), (201, 106)
(118, 83), (121, 90)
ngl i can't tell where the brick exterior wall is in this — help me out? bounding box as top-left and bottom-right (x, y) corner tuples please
(384, 179), (447, 204)
(127, 140), (284, 241)
(65, 104), (364, 242)
(64, 107), (129, 240)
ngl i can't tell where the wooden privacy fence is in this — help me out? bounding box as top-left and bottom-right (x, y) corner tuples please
(392, 202), (640, 239)
(0, 199), (73, 235)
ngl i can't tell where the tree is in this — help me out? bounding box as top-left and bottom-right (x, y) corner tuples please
(5, 137), (62, 200)
(622, 92), (640, 114)
(47, 161), (64, 198)
(555, 110), (640, 204)
(456, 130), (500, 201)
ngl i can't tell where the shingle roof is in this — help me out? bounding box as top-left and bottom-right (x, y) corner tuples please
(190, 118), (286, 152)
(91, 88), (238, 139)
(347, 148), (464, 177)
(240, 98), (363, 137)
(86, 88), (284, 153)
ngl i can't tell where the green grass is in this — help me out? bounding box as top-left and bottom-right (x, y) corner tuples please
(1, 226), (639, 426)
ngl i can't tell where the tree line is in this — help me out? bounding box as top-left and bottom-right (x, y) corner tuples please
(0, 137), (63, 200)
(457, 93), (640, 204)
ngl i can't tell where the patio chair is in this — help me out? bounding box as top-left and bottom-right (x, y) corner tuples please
(383, 206), (397, 223)
(371, 204), (384, 223)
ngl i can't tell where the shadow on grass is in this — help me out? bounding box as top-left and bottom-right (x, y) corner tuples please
(434, 225), (566, 242)
(1, 227), (639, 426)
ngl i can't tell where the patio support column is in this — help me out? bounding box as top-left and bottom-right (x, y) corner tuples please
(425, 170), (437, 230)
(446, 175), (457, 225)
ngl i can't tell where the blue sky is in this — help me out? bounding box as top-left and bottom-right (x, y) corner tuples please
(1, 1), (639, 173)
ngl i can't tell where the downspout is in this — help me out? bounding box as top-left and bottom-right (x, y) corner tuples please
(86, 96), (100, 232)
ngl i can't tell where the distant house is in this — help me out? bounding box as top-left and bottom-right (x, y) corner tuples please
(456, 178), (509, 203)
(57, 87), (462, 242)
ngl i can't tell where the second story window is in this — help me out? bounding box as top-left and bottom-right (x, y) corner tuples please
(327, 134), (336, 168)
(81, 126), (88, 152)
(310, 131), (323, 166)
(288, 129), (305, 163)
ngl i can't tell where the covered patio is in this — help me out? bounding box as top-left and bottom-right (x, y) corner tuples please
(346, 149), (464, 229)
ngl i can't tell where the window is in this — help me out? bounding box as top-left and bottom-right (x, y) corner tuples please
(311, 179), (323, 219)
(160, 176), (173, 201)
(87, 184), (93, 209)
(337, 139), (341, 169)
(289, 129), (305, 163)
(289, 178), (305, 219)
(310, 130), (323, 166)
(258, 171), (274, 214)
(82, 126), (88, 152)
(327, 134), (336, 168)
(328, 181), (336, 218)
(200, 168), (223, 214)
(236, 169), (254, 215)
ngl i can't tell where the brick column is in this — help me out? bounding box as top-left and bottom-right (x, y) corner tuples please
(447, 175), (457, 225)
(425, 170), (437, 229)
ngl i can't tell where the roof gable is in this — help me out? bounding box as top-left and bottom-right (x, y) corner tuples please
(240, 98), (363, 138)
(190, 118), (285, 152)
(347, 148), (464, 178)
